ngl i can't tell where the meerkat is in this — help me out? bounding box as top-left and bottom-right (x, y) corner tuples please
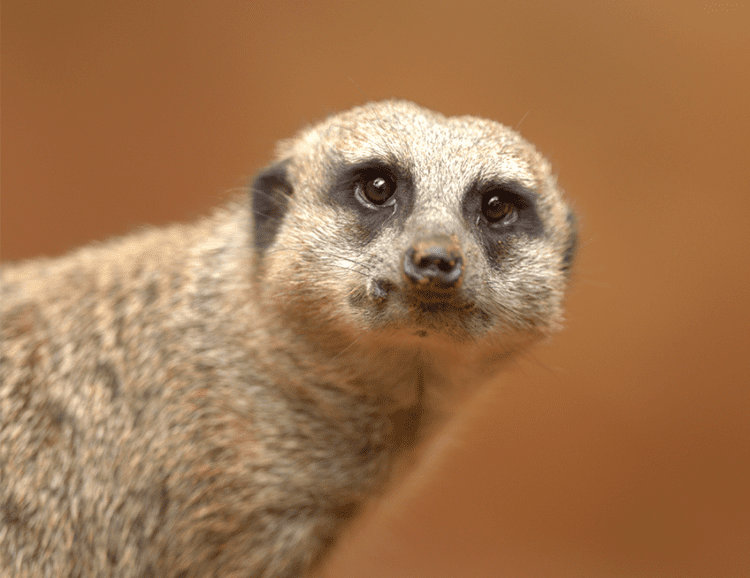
(0, 100), (577, 577)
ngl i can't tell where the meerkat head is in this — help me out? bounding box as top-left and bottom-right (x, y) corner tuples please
(250, 100), (576, 355)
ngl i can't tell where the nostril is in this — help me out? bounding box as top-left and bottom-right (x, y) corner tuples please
(404, 242), (464, 289)
(417, 249), (457, 273)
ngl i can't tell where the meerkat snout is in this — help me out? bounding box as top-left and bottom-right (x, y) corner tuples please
(404, 234), (464, 291)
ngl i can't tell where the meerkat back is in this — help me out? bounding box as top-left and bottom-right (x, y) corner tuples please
(0, 100), (576, 577)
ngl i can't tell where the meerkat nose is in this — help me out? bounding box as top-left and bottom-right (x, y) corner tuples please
(403, 235), (464, 290)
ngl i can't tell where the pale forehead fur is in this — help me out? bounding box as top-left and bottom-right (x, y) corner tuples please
(277, 100), (552, 193)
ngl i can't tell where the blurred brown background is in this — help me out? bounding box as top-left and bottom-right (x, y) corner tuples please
(2, 1), (749, 576)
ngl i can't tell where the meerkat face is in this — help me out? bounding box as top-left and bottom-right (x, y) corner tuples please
(251, 101), (576, 350)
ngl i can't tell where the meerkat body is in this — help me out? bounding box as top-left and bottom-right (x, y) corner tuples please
(0, 101), (576, 577)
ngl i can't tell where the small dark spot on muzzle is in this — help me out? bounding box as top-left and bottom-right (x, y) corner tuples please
(404, 235), (464, 290)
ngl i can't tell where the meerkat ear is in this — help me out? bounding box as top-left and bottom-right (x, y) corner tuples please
(250, 160), (293, 252)
(561, 208), (578, 274)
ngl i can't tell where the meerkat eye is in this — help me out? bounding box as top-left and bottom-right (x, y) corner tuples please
(481, 189), (518, 224)
(356, 170), (397, 206)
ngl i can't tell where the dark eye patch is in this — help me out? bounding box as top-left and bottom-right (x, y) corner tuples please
(327, 160), (414, 244)
(463, 180), (544, 266)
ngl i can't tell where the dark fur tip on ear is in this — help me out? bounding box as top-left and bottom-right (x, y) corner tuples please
(250, 160), (293, 252)
(562, 208), (578, 274)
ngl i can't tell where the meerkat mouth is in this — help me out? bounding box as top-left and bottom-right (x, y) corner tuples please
(359, 276), (480, 340)
(367, 277), (473, 311)
(407, 288), (472, 308)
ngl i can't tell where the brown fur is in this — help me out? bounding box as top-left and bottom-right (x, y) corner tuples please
(0, 100), (576, 577)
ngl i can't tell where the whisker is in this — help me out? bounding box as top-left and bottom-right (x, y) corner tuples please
(514, 109), (531, 131)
